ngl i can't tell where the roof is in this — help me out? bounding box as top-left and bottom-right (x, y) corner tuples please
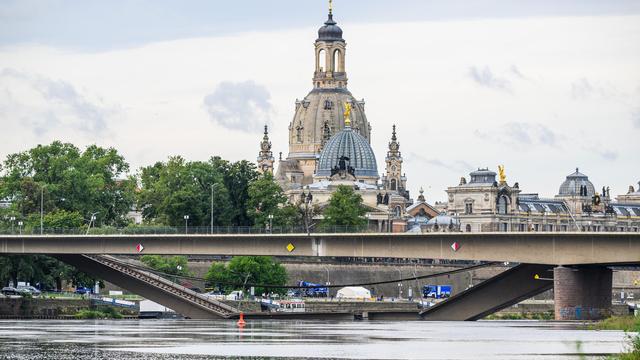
(517, 194), (569, 214)
(317, 13), (343, 42)
(558, 168), (595, 197)
(610, 203), (640, 217)
(316, 125), (378, 178)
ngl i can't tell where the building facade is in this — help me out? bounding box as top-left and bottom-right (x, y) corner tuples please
(444, 167), (640, 233)
(255, 7), (414, 231)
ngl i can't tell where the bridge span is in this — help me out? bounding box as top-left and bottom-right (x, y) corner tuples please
(0, 232), (638, 265)
(1, 232), (637, 321)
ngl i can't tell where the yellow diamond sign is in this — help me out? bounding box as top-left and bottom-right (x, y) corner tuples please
(286, 243), (295, 252)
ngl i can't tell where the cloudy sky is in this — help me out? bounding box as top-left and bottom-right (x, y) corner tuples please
(1, 0), (639, 202)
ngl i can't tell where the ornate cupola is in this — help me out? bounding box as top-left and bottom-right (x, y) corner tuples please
(257, 125), (274, 174)
(382, 125), (407, 194)
(314, 1), (347, 90)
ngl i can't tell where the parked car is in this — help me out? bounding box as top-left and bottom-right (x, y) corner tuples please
(16, 285), (41, 296)
(75, 286), (93, 295)
(1, 287), (19, 296)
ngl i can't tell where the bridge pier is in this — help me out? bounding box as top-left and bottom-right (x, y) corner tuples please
(553, 266), (612, 320)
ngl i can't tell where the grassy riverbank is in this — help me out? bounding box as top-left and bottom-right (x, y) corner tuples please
(484, 311), (554, 320)
(74, 308), (123, 319)
(591, 316), (640, 360)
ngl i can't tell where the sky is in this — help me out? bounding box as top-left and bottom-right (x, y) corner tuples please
(0, 0), (639, 202)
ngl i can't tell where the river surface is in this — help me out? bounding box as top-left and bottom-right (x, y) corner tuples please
(0, 319), (630, 359)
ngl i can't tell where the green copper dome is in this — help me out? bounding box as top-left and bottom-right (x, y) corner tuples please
(316, 126), (378, 178)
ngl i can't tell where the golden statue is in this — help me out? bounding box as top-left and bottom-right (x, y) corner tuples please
(498, 165), (506, 183)
(343, 102), (352, 126)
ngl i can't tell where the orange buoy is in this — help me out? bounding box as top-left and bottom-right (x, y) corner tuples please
(237, 312), (246, 326)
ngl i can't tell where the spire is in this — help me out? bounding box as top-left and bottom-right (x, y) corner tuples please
(391, 124), (397, 141)
(257, 124), (274, 174)
(329, 0), (333, 16)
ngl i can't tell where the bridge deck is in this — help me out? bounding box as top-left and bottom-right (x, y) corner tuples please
(2, 232), (639, 265)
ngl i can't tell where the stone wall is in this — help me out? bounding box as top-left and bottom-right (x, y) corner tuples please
(0, 298), (90, 317)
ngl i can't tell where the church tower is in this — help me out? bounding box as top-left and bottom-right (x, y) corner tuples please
(280, 2), (372, 186)
(257, 125), (274, 174)
(382, 125), (407, 193)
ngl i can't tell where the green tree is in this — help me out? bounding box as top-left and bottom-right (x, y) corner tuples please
(0, 141), (135, 228)
(222, 160), (259, 226)
(247, 173), (299, 229)
(140, 255), (192, 276)
(321, 185), (367, 227)
(204, 256), (287, 295)
(137, 156), (233, 227)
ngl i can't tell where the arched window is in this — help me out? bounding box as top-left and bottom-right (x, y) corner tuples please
(466, 224), (472, 232)
(333, 49), (342, 72)
(395, 206), (401, 217)
(498, 195), (509, 214)
(390, 179), (397, 191)
(318, 49), (326, 72)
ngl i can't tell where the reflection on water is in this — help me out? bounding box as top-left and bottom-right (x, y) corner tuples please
(0, 319), (628, 359)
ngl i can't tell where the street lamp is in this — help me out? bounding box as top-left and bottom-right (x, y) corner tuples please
(86, 213), (99, 235)
(396, 268), (402, 299)
(9, 216), (15, 234)
(183, 215), (190, 234)
(323, 266), (330, 298)
(268, 214), (274, 234)
(210, 184), (215, 234)
(18, 221), (23, 235)
(365, 213), (370, 232)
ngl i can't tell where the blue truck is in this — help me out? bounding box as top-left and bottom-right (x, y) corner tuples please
(422, 285), (452, 299)
(298, 281), (328, 297)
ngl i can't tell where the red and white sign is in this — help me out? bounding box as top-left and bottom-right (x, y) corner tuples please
(450, 242), (461, 252)
(136, 243), (144, 253)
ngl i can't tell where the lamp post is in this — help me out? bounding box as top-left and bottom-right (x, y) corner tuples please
(323, 266), (330, 298)
(396, 268), (402, 299)
(210, 184), (214, 234)
(9, 216), (15, 234)
(268, 214), (274, 234)
(86, 212), (98, 235)
(18, 221), (23, 235)
(365, 213), (370, 232)
(40, 186), (44, 235)
(183, 215), (190, 234)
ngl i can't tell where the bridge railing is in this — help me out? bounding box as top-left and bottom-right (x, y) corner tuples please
(0, 225), (376, 236)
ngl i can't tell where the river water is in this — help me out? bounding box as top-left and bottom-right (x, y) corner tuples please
(0, 319), (630, 359)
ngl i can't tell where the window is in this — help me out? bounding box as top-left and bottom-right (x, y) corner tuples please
(465, 203), (473, 214)
(390, 179), (397, 191)
(318, 49), (326, 72)
(500, 223), (508, 232)
(561, 225), (568, 232)
(519, 224), (526, 232)
(465, 224), (471, 232)
(333, 49), (342, 72)
(534, 224), (539, 231)
(497, 195), (509, 214)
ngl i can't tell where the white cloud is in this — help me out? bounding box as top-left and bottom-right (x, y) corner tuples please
(0, 15), (638, 201)
(203, 80), (273, 133)
(468, 66), (512, 93)
(0, 68), (115, 136)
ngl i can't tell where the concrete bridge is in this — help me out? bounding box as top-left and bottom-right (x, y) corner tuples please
(1, 232), (638, 321)
(0, 232), (638, 265)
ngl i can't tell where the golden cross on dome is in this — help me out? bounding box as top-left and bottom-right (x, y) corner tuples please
(329, 0), (333, 15)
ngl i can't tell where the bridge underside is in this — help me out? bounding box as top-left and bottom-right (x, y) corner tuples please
(55, 254), (238, 319)
(420, 264), (555, 321)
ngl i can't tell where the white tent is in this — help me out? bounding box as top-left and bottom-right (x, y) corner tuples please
(336, 286), (371, 299)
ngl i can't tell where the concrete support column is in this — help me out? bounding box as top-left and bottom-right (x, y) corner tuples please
(554, 266), (612, 320)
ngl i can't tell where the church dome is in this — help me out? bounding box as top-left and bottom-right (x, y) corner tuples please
(558, 168), (595, 197)
(317, 14), (343, 42)
(316, 126), (378, 178)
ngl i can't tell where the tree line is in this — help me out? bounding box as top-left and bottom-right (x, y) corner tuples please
(0, 141), (367, 289)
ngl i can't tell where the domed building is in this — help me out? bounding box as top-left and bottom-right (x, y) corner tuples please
(272, 7), (373, 187)
(557, 168), (596, 198)
(256, 5), (412, 232)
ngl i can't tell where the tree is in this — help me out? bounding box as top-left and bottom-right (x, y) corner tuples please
(322, 185), (367, 227)
(222, 160), (259, 226)
(137, 157), (233, 227)
(247, 173), (299, 229)
(140, 255), (192, 277)
(0, 141), (135, 228)
(205, 256), (287, 295)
